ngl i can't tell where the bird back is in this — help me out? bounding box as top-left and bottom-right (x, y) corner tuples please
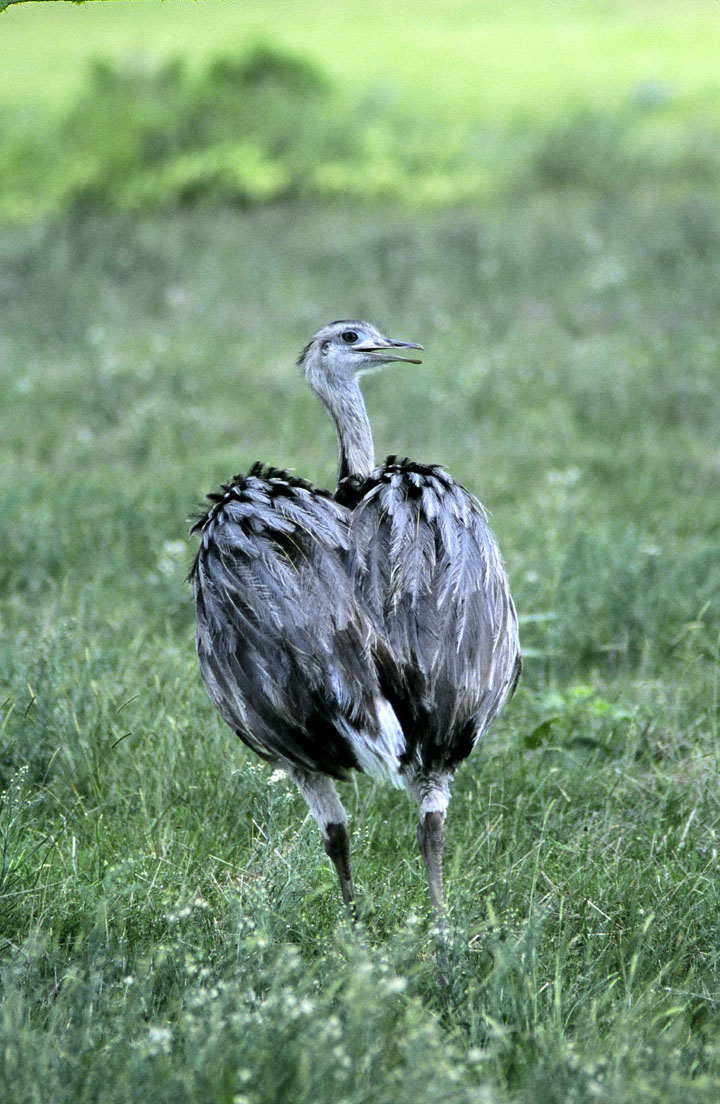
(339, 457), (521, 773)
(190, 464), (405, 780)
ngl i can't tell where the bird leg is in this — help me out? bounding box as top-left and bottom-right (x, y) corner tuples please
(288, 767), (357, 921)
(408, 769), (452, 985)
(417, 810), (446, 920)
(406, 770), (451, 919)
(417, 808), (450, 987)
(323, 821), (358, 921)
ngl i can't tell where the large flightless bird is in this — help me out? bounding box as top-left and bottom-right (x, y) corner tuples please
(190, 320), (520, 920)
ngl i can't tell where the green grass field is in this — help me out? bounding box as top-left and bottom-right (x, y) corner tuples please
(2, 3), (720, 1102)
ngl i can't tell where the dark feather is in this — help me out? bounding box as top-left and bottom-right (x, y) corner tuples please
(190, 464), (404, 780)
(339, 457), (521, 773)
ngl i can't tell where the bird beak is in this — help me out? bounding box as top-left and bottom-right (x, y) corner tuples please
(354, 338), (424, 365)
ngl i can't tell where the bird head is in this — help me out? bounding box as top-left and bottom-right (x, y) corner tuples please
(298, 320), (423, 388)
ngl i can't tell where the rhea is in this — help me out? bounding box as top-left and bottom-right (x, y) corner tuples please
(189, 321), (520, 920)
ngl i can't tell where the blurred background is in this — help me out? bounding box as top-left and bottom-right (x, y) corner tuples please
(1, 4), (720, 1100)
(2, 0), (719, 672)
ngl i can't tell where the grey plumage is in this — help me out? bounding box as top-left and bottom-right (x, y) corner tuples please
(191, 464), (404, 783)
(190, 321), (520, 921)
(340, 458), (521, 775)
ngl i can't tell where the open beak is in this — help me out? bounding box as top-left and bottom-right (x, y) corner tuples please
(354, 338), (424, 365)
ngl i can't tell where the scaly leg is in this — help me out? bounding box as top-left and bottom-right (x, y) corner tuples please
(417, 807), (449, 986)
(407, 770), (452, 985)
(405, 769), (451, 917)
(417, 809), (445, 918)
(288, 767), (357, 921)
(323, 820), (357, 921)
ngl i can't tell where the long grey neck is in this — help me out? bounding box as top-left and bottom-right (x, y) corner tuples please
(310, 374), (376, 482)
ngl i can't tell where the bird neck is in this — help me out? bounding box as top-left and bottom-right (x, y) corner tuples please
(332, 380), (376, 482)
(311, 373), (376, 482)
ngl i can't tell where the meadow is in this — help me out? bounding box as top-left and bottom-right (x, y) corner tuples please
(1, 3), (720, 1102)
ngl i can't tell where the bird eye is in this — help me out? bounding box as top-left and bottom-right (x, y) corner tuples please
(341, 330), (358, 344)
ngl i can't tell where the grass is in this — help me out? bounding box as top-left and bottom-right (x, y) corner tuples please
(2, 2), (720, 1100)
(2, 192), (720, 1101)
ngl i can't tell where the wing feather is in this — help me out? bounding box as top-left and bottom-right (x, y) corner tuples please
(342, 458), (520, 772)
(190, 465), (404, 781)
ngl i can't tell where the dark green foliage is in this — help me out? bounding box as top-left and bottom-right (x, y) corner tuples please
(0, 48), (332, 218)
(2, 46), (720, 221)
(528, 111), (634, 192)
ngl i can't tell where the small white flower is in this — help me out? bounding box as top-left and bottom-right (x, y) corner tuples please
(147, 1026), (172, 1054)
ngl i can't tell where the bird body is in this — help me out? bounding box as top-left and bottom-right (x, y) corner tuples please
(339, 457), (520, 776)
(190, 321), (520, 918)
(191, 463), (404, 783)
